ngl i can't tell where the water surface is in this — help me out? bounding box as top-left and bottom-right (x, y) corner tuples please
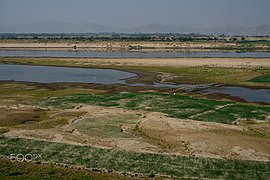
(202, 86), (270, 104)
(0, 64), (136, 84)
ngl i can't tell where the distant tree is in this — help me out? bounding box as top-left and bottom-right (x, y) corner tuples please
(241, 37), (245, 41)
(219, 34), (225, 37)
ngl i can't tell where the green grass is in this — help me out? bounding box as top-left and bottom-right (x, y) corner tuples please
(75, 114), (139, 138)
(250, 74), (270, 83)
(0, 137), (269, 179)
(239, 40), (270, 46)
(134, 66), (259, 84)
(0, 83), (103, 106)
(0, 108), (48, 127)
(42, 92), (270, 124)
(0, 57), (72, 67)
(0, 158), (140, 180)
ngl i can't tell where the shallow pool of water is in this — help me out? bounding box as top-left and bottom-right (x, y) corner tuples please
(202, 86), (270, 104)
(0, 64), (136, 84)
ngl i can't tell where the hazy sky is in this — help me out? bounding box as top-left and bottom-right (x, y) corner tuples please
(0, 0), (269, 28)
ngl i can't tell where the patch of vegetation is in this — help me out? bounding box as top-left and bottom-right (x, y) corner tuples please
(241, 121), (270, 139)
(134, 124), (173, 149)
(131, 65), (269, 86)
(21, 111), (86, 129)
(0, 82), (104, 107)
(75, 114), (139, 138)
(0, 137), (269, 179)
(43, 93), (270, 124)
(239, 40), (270, 46)
(0, 57), (73, 67)
(0, 128), (9, 135)
(249, 74), (270, 83)
(0, 157), (141, 180)
(0, 108), (47, 127)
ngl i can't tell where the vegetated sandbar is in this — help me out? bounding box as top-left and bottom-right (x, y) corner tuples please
(0, 38), (269, 51)
(1, 57), (270, 68)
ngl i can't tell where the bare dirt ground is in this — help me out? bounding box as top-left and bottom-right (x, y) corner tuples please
(3, 105), (270, 162)
(5, 56), (268, 68)
(56, 57), (270, 68)
(138, 112), (270, 161)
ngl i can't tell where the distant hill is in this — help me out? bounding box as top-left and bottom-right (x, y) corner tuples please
(0, 22), (269, 35)
(123, 23), (192, 34)
(0, 21), (119, 33)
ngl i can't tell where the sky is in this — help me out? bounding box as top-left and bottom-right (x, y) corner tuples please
(0, 0), (269, 28)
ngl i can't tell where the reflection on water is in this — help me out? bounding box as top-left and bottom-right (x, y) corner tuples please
(0, 50), (270, 58)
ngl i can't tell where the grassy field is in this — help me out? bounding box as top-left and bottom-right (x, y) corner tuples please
(0, 82), (104, 128)
(43, 92), (270, 124)
(0, 137), (269, 179)
(130, 65), (269, 85)
(250, 74), (270, 83)
(75, 113), (139, 138)
(0, 108), (46, 127)
(0, 157), (143, 180)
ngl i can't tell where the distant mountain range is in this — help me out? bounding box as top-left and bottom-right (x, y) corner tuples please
(0, 21), (270, 36)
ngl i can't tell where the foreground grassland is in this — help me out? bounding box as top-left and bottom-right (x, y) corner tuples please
(250, 74), (270, 83)
(0, 137), (269, 179)
(1, 82), (269, 160)
(0, 57), (270, 179)
(43, 93), (270, 124)
(0, 157), (141, 180)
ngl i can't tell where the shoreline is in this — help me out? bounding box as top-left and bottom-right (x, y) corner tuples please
(0, 40), (269, 52)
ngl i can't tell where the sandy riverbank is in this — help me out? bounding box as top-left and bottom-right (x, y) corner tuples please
(60, 57), (270, 68)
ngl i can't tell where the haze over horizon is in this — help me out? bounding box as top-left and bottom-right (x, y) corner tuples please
(1, 0), (270, 28)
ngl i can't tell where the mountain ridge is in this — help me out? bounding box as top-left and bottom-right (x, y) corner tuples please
(0, 22), (269, 35)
